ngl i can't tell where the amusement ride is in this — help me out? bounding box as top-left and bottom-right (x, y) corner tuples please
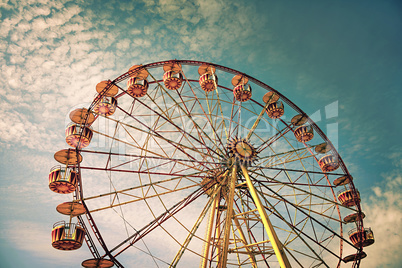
(48, 60), (374, 267)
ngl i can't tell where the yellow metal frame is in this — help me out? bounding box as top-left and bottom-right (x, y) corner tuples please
(201, 185), (220, 268)
(241, 165), (292, 268)
(200, 164), (291, 267)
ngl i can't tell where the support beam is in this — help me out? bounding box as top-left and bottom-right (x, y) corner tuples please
(218, 165), (237, 268)
(232, 214), (257, 267)
(241, 165), (292, 268)
(201, 186), (219, 268)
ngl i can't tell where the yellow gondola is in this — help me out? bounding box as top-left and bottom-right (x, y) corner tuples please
(294, 125), (314, 142)
(318, 154), (339, 172)
(266, 101), (284, 119)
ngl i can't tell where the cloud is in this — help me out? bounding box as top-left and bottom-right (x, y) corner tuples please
(359, 160), (402, 267)
(0, 1), (124, 151)
(2, 0), (399, 267)
(0, 0), (274, 153)
(4, 220), (87, 267)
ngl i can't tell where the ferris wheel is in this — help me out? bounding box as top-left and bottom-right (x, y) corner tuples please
(48, 60), (374, 267)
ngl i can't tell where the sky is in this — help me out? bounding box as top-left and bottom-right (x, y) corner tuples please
(0, 0), (401, 267)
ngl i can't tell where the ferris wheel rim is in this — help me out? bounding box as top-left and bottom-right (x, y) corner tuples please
(67, 59), (365, 267)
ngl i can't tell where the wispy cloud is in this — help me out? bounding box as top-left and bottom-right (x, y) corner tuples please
(360, 153), (402, 267)
(4, 219), (87, 267)
(1, 0), (400, 267)
(0, 1), (120, 150)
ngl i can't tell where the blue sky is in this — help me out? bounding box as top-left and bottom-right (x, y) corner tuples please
(0, 0), (401, 267)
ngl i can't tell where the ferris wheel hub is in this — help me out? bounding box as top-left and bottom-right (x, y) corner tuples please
(227, 137), (257, 167)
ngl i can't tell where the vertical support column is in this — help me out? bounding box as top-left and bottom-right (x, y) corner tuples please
(218, 165), (237, 268)
(215, 190), (222, 266)
(241, 165), (292, 268)
(201, 186), (219, 268)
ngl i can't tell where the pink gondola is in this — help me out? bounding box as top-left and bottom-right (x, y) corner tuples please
(51, 221), (85, 250)
(163, 70), (183, 90)
(233, 84), (252, 102)
(65, 123), (93, 148)
(48, 165), (78, 194)
(199, 73), (218, 92)
(127, 77), (149, 98)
